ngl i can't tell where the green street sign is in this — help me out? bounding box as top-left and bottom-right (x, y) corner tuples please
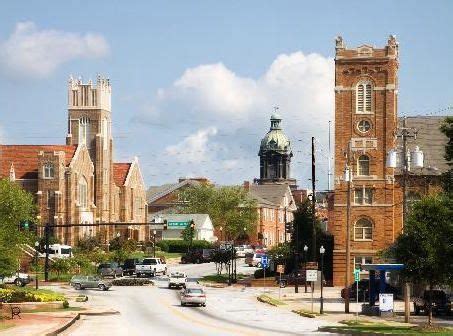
(168, 221), (190, 228)
(354, 269), (360, 282)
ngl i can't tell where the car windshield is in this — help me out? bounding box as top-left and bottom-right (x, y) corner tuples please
(143, 259), (157, 265)
(187, 288), (203, 294)
(99, 264), (110, 268)
(171, 274), (186, 278)
(61, 248), (71, 254)
(255, 254), (263, 258)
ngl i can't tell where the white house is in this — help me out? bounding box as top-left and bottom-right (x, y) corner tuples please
(150, 214), (215, 242)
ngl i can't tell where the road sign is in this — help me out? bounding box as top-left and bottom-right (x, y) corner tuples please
(277, 264), (285, 274)
(261, 255), (269, 268)
(354, 269), (360, 282)
(306, 269), (317, 282)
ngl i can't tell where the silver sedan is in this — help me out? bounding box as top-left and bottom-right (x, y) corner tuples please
(180, 287), (206, 307)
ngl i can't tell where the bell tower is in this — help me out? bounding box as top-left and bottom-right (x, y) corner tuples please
(331, 36), (400, 286)
(66, 75), (113, 222)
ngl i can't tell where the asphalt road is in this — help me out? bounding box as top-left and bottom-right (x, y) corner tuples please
(61, 262), (333, 336)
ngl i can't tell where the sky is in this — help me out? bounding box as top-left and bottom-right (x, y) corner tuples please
(1, 1), (452, 190)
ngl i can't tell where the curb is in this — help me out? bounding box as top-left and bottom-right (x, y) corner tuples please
(196, 281), (227, 288)
(44, 310), (120, 336)
(291, 309), (318, 318)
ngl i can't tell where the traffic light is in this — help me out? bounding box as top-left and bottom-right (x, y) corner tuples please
(285, 222), (293, 234)
(19, 220), (30, 230)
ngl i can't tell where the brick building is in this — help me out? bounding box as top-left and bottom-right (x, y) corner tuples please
(0, 76), (147, 245)
(330, 36), (449, 286)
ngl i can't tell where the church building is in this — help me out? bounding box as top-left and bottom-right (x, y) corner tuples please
(0, 76), (148, 245)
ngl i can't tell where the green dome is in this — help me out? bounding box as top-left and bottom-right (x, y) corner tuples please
(259, 115), (291, 153)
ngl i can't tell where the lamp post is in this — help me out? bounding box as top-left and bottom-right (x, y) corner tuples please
(320, 245), (325, 314)
(153, 230), (157, 257)
(303, 245), (308, 293)
(189, 220), (195, 252)
(34, 241), (39, 290)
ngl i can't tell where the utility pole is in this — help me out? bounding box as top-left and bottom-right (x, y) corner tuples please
(44, 223), (50, 282)
(311, 137), (317, 261)
(344, 140), (352, 313)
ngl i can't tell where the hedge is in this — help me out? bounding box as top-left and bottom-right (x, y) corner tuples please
(254, 268), (275, 279)
(156, 240), (213, 253)
(111, 278), (152, 286)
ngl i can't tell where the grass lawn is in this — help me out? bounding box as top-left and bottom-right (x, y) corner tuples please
(0, 323), (15, 331)
(320, 320), (453, 335)
(257, 294), (286, 306)
(23, 306), (85, 313)
(200, 273), (248, 283)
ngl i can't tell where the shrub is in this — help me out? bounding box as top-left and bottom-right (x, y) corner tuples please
(156, 240), (212, 253)
(254, 268), (275, 279)
(62, 300), (69, 308)
(0, 288), (65, 303)
(111, 278), (152, 286)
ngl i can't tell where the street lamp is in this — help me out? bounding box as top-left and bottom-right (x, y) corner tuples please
(320, 245), (325, 314)
(34, 241), (39, 290)
(303, 245), (308, 293)
(153, 230), (157, 257)
(189, 220), (195, 252)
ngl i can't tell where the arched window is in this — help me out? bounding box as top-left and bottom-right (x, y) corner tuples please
(78, 177), (88, 208)
(356, 82), (372, 113)
(43, 163), (54, 179)
(354, 218), (373, 241)
(358, 155), (370, 176)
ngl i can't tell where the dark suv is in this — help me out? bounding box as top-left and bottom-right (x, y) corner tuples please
(97, 262), (123, 278)
(122, 258), (141, 276)
(181, 249), (213, 264)
(414, 290), (452, 316)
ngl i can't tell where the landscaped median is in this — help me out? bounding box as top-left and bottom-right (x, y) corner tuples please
(318, 320), (453, 335)
(0, 287), (68, 312)
(257, 294), (286, 307)
(197, 273), (248, 287)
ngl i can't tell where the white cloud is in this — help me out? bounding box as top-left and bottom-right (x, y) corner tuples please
(137, 51), (334, 187)
(0, 21), (109, 78)
(165, 127), (218, 161)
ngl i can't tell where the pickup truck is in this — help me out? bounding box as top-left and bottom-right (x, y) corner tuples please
(136, 258), (167, 277)
(168, 272), (187, 289)
(414, 290), (452, 316)
(0, 272), (31, 287)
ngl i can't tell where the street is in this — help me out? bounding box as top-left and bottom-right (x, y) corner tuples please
(61, 262), (334, 335)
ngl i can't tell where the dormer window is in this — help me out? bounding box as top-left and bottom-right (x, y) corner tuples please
(356, 82), (372, 113)
(43, 163), (54, 179)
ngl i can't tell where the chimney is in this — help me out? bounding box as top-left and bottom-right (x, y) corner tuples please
(243, 181), (250, 191)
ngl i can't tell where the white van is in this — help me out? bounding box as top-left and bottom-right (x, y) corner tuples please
(47, 244), (72, 258)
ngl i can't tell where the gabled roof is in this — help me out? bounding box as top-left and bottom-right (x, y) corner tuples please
(396, 116), (449, 176)
(113, 163), (131, 186)
(147, 179), (201, 203)
(0, 145), (77, 180)
(249, 184), (293, 208)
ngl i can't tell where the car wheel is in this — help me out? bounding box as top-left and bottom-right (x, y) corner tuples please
(163, 268), (167, 275)
(414, 306), (420, 315)
(181, 302), (185, 306)
(74, 283), (82, 290)
(279, 280), (287, 288)
(202, 303), (206, 307)
(14, 278), (23, 287)
(99, 284), (106, 291)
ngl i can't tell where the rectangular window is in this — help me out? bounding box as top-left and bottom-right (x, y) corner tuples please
(365, 84), (372, 112)
(354, 187), (372, 205)
(354, 256), (372, 272)
(357, 85), (364, 112)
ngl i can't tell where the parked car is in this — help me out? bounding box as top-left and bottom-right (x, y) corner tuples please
(0, 272), (31, 287)
(245, 252), (266, 267)
(70, 275), (112, 291)
(275, 271), (305, 288)
(341, 279), (401, 302)
(168, 272), (187, 289)
(136, 257), (167, 277)
(414, 290), (452, 316)
(181, 249), (214, 264)
(180, 287), (206, 307)
(97, 262), (123, 278)
(47, 244), (72, 258)
(234, 246), (246, 258)
(122, 258), (141, 276)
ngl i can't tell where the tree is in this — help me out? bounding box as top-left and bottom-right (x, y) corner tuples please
(50, 258), (71, 280)
(180, 222), (195, 242)
(179, 185), (258, 240)
(77, 235), (102, 252)
(383, 195), (453, 326)
(440, 116), (453, 195)
(290, 199), (333, 280)
(0, 179), (36, 276)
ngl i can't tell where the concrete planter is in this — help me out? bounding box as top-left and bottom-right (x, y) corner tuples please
(1, 301), (64, 312)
